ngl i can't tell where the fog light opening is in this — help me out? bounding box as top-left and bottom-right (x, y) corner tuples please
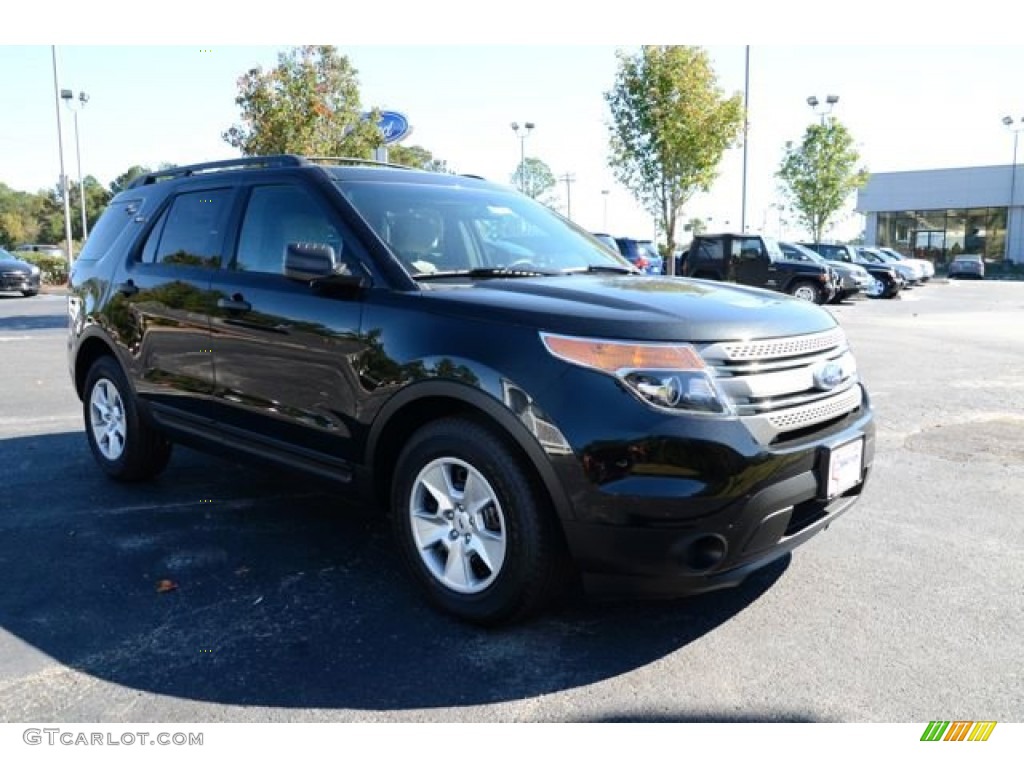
(685, 535), (728, 572)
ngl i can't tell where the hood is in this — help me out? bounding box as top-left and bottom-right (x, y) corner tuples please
(0, 256), (34, 272)
(418, 275), (837, 342)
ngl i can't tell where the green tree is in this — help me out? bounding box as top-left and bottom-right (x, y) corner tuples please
(605, 46), (744, 274)
(387, 144), (433, 168)
(109, 165), (152, 195)
(777, 119), (868, 243)
(684, 217), (706, 235)
(0, 183), (44, 246)
(511, 157), (556, 204)
(223, 45), (381, 158)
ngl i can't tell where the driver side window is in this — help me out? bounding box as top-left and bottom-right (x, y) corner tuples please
(235, 185), (345, 275)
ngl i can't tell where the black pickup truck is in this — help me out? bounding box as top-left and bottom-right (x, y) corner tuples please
(680, 232), (837, 304)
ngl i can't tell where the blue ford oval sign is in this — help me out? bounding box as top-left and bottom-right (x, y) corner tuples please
(363, 110), (412, 145)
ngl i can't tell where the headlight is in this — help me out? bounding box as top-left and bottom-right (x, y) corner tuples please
(540, 333), (732, 415)
(30, 265), (41, 276)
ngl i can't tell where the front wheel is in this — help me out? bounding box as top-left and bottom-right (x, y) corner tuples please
(789, 280), (823, 304)
(22, 289), (38, 297)
(83, 356), (172, 481)
(390, 417), (564, 625)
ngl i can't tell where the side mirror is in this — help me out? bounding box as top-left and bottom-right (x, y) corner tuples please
(285, 242), (336, 281)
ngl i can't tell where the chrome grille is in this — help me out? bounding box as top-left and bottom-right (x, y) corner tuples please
(700, 328), (863, 443)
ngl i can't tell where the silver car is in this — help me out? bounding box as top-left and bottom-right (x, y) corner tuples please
(879, 247), (935, 280)
(948, 254), (985, 279)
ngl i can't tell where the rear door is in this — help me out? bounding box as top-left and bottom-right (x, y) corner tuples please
(112, 185), (235, 419)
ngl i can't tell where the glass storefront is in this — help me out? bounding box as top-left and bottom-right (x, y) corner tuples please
(876, 208), (1007, 265)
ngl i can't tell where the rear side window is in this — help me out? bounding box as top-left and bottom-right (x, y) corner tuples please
(138, 188), (233, 268)
(77, 199), (142, 262)
(695, 239), (723, 261)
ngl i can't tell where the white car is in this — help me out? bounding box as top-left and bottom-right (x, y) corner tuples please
(878, 247), (934, 280)
(859, 247), (923, 285)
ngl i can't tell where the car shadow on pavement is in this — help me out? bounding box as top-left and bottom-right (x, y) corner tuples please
(0, 313), (67, 331)
(0, 431), (789, 713)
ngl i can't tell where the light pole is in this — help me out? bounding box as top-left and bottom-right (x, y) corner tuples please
(741, 45), (750, 233)
(61, 88), (90, 240)
(510, 121), (534, 193)
(51, 47), (74, 264)
(807, 94), (839, 125)
(601, 189), (609, 231)
(1003, 116), (1023, 261)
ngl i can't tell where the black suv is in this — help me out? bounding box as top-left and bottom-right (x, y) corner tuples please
(682, 232), (837, 304)
(68, 156), (875, 625)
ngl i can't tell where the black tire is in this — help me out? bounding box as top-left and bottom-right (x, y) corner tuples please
(789, 280), (823, 304)
(22, 289), (38, 297)
(390, 417), (565, 626)
(83, 356), (172, 481)
(883, 278), (901, 299)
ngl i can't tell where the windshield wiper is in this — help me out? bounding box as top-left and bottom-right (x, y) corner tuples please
(413, 266), (561, 281)
(560, 264), (640, 275)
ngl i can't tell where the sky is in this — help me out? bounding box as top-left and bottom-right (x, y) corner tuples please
(3, 6), (1023, 245)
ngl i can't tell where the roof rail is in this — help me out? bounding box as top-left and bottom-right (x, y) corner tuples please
(126, 155), (306, 189)
(303, 156), (420, 171)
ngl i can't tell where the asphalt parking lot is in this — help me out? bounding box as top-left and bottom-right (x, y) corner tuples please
(0, 280), (1021, 722)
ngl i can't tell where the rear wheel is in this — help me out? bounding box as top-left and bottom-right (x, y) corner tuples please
(83, 356), (172, 481)
(390, 417), (564, 625)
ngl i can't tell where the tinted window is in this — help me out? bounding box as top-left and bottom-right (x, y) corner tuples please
(77, 199), (143, 262)
(235, 185), (344, 275)
(695, 239), (723, 260)
(144, 189), (232, 268)
(736, 237), (763, 259)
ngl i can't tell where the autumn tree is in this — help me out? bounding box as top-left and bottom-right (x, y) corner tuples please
(511, 157), (557, 204)
(777, 119), (868, 243)
(223, 46), (381, 158)
(606, 46), (743, 274)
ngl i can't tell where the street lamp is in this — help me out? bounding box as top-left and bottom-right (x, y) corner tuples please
(1004, 116), (1024, 261)
(601, 189), (609, 230)
(510, 121), (534, 193)
(61, 88), (90, 240)
(807, 94), (839, 125)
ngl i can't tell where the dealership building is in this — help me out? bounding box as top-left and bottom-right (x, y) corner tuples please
(856, 164), (1023, 264)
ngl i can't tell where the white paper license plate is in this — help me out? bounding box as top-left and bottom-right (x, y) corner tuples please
(827, 438), (864, 498)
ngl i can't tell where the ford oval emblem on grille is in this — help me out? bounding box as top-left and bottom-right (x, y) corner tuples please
(813, 362), (844, 391)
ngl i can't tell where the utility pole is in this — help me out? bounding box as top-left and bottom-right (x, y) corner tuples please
(559, 173), (576, 220)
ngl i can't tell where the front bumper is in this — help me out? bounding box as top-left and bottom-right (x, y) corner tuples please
(0, 271), (40, 292)
(552, 395), (875, 597)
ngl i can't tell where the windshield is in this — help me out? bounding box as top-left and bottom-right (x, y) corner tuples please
(762, 236), (785, 261)
(334, 177), (633, 277)
(782, 241), (825, 264)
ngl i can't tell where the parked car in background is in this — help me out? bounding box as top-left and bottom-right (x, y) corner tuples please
(0, 247), (42, 296)
(683, 232), (836, 304)
(779, 241), (871, 303)
(878, 247), (934, 280)
(948, 253), (985, 279)
(800, 242), (901, 299)
(862, 247), (924, 285)
(15, 243), (64, 258)
(615, 237), (663, 275)
(591, 233), (619, 253)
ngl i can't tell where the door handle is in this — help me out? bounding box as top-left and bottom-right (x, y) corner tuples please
(217, 295), (251, 312)
(116, 280), (138, 297)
